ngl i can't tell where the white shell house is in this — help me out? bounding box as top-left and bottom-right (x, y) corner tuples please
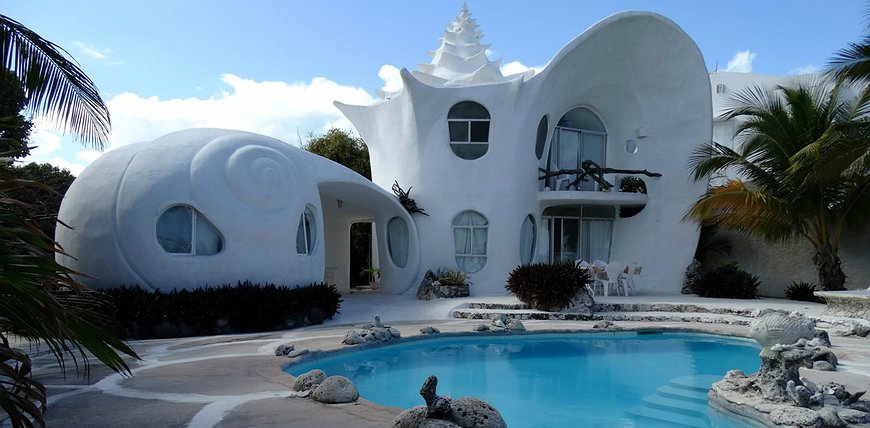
(57, 6), (711, 295)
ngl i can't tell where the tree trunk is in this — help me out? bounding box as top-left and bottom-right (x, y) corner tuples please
(813, 246), (847, 291)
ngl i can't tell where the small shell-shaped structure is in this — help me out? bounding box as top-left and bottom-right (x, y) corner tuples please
(749, 312), (815, 354)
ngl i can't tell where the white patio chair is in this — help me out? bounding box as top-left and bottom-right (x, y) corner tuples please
(575, 260), (595, 295)
(596, 261), (624, 297)
(616, 262), (635, 296)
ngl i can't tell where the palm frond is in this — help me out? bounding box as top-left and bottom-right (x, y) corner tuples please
(0, 14), (110, 148)
(828, 38), (870, 81)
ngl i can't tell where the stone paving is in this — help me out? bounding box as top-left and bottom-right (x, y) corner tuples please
(12, 294), (870, 427)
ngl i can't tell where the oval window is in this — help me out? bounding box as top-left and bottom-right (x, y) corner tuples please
(387, 217), (409, 268)
(296, 206), (317, 255)
(519, 214), (536, 264)
(448, 101), (490, 160)
(535, 115), (548, 160)
(157, 205), (223, 255)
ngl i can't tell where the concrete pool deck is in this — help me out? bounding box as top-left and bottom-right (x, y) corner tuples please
(22, 293), (870, 427)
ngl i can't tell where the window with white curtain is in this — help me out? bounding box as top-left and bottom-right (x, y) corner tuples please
(296, 206), (316, 255)
(387, 217), (409, 268)
(156, 205), (223, 255)
(448, 101), (490, 160)
(452, 210), (488, 273)
(519, 214), (536, 265)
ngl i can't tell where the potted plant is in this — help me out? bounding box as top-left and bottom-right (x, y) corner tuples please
(360, 267), (380, 290)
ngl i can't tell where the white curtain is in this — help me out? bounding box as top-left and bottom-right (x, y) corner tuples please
(453, 211), (488, 273)
(582, 219), (612, 263)
(194, 212), (222, 255)
(519, 215), (536, 265)
(296, 207), (316, 255)
(157, 206), (192, 254)
(387, 217), (409, 268)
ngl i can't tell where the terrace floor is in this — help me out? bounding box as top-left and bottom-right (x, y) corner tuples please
(20, 293), (870, 427)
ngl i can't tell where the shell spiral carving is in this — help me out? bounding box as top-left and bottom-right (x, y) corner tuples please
(224, 145), (295, 209)
(748, 312), (815, 353)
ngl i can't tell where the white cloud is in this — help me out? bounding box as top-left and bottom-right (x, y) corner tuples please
(27, 122), (62, 156)
(104, 74), (375, 149)
(378, 64), (403, 94)
(22, 74), (378, 174)
(724, 50), (756, 73)
(788, 64), (820, 75)
(500, 61), (544, 77)
(73, 41), (111, 61)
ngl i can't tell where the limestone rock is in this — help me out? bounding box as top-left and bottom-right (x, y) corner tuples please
(448, 397), (507, 428)
(817, 407), (845, 427)
(293, 369), (325, 392)
(396, 376), (505, 428)
(274, 343), (294, 356)
(813, 329), (832, 347)
(389, 327), (402, 338)
(474, 324), (489, 332)
(811, 348), (838, 368)
(311, 375), (359, 403)
(838, 408), (870, 424)
(787, 380), (812, 407)
(286, 348), (309, 358)
(593, 321), (613, 329)
(343, 330), (365, 345)
(505, 319), (525, 331)
(562, 290), (594, 316)
(420, 325), (441, 335)
(768, 406), (821, 427)
(812, 361), (835, 371)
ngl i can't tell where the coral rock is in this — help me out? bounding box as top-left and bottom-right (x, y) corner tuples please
(311, 375), (359, 403)
(293, 369), (325, 392)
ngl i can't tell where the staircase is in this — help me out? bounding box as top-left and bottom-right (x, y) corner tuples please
(625, 375), (722, 427)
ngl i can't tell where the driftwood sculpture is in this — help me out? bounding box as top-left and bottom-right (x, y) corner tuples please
(392, 181), (429, 216)
(538, 159), (662, 191)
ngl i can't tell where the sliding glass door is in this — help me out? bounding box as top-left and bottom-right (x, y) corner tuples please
(542, 205), (614, 263)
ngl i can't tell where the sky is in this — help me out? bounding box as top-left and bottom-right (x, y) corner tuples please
(5, 0), (866, 175)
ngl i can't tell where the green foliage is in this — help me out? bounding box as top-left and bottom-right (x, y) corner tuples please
(618, 176), (647, 194)
(303, 128), (371, 179)
(685, 78), (870, 291)
(505, 262), (592, 312)
(433, 268), (470, 286)
(0, 70), (32, 157)
(99, 282), (343, 339)
(6, 162), (75, 238)
(785, 281), (825, 303)
(690, 262), (759, 299)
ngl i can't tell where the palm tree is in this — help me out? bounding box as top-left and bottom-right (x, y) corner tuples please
(1, 13), (110, 148)
(1, 13), (135, 427)
(685, 77), (870, 291)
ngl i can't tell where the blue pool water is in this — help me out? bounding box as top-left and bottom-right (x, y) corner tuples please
(288, 331), (759, 427)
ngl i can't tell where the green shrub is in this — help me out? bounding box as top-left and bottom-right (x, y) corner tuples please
(691, 262), (759, 299)
(505, 262), (592, 311)
(99, 281), (342, 339)
(785, 281), (825, 303)
(434, 268), (470, 286)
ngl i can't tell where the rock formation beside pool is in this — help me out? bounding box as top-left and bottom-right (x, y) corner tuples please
(393, 376), (506, 428)
(291, 370), (359, 404)
(815, 288), (870, 320)
(709, 312), (870, 426)
(342, 315), (402, 345)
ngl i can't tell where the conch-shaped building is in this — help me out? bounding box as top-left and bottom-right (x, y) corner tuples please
(56, 6), (711, 295)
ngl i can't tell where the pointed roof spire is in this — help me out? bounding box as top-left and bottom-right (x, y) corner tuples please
(413, 3), (514, 87)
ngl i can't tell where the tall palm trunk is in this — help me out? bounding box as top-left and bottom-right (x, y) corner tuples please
(813, 244), (847, 290)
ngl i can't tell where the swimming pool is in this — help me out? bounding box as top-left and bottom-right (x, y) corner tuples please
(288, 331), (759, 427)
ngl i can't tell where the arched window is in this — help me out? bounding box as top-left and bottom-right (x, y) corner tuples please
(447, 101), (490, 160)
(387, 217), (409, 268)
(519, 214), (536, 265)
(296, 206), (317, 255)
(452, 210), (488, 273)
(546, 107), (607, 191)
(157, 205), (223, 255)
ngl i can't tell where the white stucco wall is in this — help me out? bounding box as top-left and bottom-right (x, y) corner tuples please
(56, 129), (420, 293)
(339, 11), (711, 295)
